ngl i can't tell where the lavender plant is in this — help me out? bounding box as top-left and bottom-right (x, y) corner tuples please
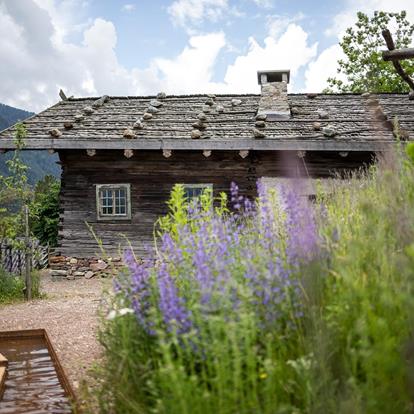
(95, 151), (414, 413)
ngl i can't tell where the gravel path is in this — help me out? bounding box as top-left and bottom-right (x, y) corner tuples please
(0, 272), (111, 393)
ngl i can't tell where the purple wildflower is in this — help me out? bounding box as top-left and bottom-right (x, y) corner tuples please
(157, 262), (192, 334)
(123, 249), (153, 333)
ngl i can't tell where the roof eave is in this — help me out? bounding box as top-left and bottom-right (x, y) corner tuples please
(0, 137), (399, 152)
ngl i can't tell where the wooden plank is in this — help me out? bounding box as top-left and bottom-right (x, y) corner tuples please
(0, 137), (399, 151)
(55, 149), (376, 257)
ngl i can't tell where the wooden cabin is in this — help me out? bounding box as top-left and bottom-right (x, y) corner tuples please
(0, 70), (412, 263)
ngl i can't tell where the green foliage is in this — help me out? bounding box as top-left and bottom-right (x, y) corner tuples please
(94, 148), (414, 413)
(0, 269), (42, 304)
(406, 142), (414, 164)
(0, 123), (30, 243)
(326, 11), (414, 93)
(156, 184), (228, 239)
(30, 175), (60, 246)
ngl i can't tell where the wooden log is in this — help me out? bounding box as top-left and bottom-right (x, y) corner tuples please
(382, 48), (414, 61)
(382, 29), (414, 90)
(59, 89), (67, 101)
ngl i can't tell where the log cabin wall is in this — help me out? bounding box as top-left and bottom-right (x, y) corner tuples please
(57, 149), (375, 258)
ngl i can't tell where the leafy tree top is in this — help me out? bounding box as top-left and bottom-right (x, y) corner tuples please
(326, 11), (414, 93)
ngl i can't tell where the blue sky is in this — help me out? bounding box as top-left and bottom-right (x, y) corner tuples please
(0, 0), (413, 112)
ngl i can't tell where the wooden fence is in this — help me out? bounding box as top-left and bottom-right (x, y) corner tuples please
(0, 239), (49, 275)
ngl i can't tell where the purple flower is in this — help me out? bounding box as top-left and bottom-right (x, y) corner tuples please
(279, 183), (319, 264)
(123, 249), (153, 333)
(157, 262), (192, 334)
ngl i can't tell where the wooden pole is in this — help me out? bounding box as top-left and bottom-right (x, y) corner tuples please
(382, 48), (414, 61)
(24, 205), (32, 301)
(381, 29), (414, 91)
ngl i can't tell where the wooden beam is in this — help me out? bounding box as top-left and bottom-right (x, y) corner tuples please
(59, 89), (67, 101)
(0, 137), (398, 152)
(382, 47), (414, 61)
(382, 29), (414, 91)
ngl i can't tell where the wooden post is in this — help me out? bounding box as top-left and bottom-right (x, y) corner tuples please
(24, 205), (32, 301)
(382, 48), (414, 61)
(382, 29), (414, 91)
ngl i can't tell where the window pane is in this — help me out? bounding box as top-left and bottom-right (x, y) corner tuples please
(98, 185), (130, 218)
(115, 188), (127, 215)
(184, 186), (210, 200)
(101, 189), (113, 215)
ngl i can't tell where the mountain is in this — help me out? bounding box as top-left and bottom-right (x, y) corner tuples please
(0, 103), (60, 185)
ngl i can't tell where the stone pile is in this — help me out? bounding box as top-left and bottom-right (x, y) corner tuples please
(49, 256), (123, 279)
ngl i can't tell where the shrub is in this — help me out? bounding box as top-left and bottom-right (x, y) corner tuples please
(95, 149), (414, 414)
(0, 268), (42, 304)
(30, 175), (60, 246)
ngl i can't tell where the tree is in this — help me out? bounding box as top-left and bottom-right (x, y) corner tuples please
(326, 11), (414, 93)
(0, 123), (31, 242)
(30, 175), (60, 246)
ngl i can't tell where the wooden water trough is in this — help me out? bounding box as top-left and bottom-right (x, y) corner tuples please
(0, 352), (6, 400)
(0, 329), (76, 413)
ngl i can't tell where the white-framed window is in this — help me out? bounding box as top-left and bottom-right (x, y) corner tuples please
(96, 184), (131, 220)
(182, 184), (213, 200)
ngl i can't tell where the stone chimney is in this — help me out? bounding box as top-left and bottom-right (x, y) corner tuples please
(257, 70), (290, 120)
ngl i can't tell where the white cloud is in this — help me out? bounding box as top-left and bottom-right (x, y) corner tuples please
(0, 0), (317, 113)
(304, 44), (344, 91)
(153, 32), (226, 93)
(326, 0), (414, 39)
(222, 24), (317, 93)
(266, 12), (305, 39)
(167, 0), (228, 28)
(121, 4), (135, 12)
(252, 0), (275, 8)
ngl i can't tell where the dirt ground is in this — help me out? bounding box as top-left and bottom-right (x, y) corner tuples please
(0, 271), (111, 393)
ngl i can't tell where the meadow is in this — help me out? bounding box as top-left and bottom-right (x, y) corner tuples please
(94, 145), (414, 414)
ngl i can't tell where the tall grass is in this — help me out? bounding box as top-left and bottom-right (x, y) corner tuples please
(94, 148), (414, 414)
(0, 268), (41, 304)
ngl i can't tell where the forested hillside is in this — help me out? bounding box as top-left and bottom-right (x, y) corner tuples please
(0, 103), (60, 185)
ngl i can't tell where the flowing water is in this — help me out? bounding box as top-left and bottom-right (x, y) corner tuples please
(0, 337), (72, 414)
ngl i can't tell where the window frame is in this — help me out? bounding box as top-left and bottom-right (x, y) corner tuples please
(181, 183), (213, 201)
(95, 183), (131, 221)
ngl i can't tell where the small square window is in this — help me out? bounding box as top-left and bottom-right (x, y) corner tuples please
(96, 184), (131, 220)
(182, 184), (213, 201)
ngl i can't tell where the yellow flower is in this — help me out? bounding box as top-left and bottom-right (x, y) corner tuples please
(259, 372), (267, 380)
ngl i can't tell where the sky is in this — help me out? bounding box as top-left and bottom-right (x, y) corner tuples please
(0, 0), (413, 112)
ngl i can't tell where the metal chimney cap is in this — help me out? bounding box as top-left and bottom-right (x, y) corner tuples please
(257, 70), (290, 85)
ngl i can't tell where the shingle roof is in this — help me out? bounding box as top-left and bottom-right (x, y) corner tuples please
(0, 93), (412, 151)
